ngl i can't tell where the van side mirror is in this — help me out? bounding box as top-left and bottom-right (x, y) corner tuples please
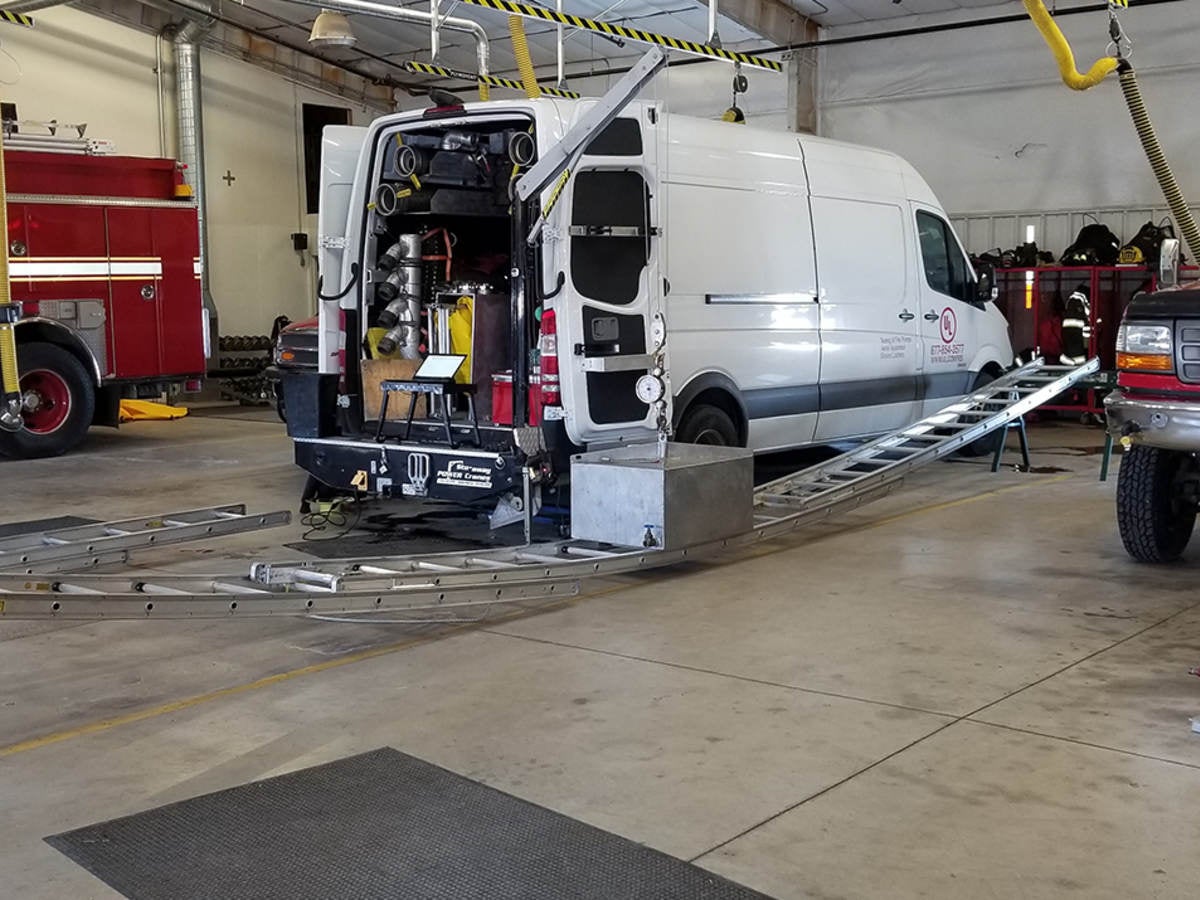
(975, 263), (997, 304)
(1159, 237), (1181, 288)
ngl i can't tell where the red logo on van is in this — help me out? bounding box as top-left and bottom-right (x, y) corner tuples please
(939, 307), (957, 344)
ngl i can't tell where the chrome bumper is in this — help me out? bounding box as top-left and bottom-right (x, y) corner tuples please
(1105, 391), (1200, 451)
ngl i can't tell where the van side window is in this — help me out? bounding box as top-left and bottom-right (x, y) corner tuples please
(570, 170), (650, 305)
(917, 211), (971, 303)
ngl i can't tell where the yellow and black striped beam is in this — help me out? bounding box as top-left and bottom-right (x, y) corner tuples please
(456, 0), (782, 72)
(404, 60), (582, 98)
(0, 9), (34, 28)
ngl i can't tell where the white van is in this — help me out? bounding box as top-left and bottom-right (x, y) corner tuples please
(284, 97), (1012, 506)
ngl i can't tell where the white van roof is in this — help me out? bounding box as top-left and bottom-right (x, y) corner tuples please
(383, 97), (944, 210)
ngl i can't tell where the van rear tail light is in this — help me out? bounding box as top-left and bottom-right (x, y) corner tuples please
(539, 308), (561, 407)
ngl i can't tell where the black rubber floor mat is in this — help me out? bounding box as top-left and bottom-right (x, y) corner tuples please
(47, 747), (770, 900)
(287, 507), (566, 559)
(0, 516), (97, 539)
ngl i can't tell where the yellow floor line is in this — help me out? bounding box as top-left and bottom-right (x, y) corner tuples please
(0, 471), (1082, 758)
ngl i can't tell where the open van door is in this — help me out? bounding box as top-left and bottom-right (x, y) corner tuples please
(556, 104), (665, 448)
(316, 125), (368, 377)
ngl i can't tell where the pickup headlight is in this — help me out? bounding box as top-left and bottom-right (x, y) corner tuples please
(1116, 322), (1174, 372)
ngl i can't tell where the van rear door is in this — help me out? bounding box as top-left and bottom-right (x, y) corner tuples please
(556, 105), (663, 447)
(316, 125), (368, 376)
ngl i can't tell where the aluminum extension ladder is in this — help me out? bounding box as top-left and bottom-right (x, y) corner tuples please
(0, 360), (1099, 620)
(0, 505), (291, 575)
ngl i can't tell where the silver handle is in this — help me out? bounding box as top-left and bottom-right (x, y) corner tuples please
(924, 311), (940, 322)
(898, 311), (915, 322)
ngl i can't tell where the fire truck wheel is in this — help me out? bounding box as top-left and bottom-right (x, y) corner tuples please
(1117, 445), (1197, 563)
(0, 342), (95, 459)
(676, 403), (739, 447)
(958, 369), (1004, 458)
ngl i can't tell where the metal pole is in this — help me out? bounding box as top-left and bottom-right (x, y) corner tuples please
(708, 0), (717, 43)
(556, 0), (564, 89)
(430, 0), (439, 61)
(0, 120), (23, 433)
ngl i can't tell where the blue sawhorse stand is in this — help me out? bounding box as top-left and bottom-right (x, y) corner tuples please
(991, 416), (1032, 472)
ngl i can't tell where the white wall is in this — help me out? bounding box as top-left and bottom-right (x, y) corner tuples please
(569, 59), (790, 129)
(5, 7), (389, 336)
(818, 1), (1200, 243)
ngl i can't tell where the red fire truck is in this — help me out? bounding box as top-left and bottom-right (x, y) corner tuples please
(1, 136), (208, 458)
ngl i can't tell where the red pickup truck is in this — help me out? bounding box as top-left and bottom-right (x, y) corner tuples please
(1106, 250), (1200, 562)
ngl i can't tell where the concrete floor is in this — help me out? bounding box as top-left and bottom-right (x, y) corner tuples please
(2, 408), (1199, 899)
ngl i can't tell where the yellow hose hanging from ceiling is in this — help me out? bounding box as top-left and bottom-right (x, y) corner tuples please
(1022, 0), (1118, 91)
(1021, 0), (1200, 260)
(508, 14), (542, 99)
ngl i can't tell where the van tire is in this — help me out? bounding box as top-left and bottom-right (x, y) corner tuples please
(676, 404), (738, 446)
(958, 369), (1003, 458)
(1116, 445), (1197, 563)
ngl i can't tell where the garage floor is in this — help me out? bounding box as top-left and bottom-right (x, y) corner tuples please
(2, 408), (1199, 899)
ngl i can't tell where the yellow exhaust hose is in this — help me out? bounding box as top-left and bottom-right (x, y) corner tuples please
(508, 15), (542, 99)
(1022, 0), (1117, 91)
(1022, 0), (1200, 260)
(1117, 61), (1200, 261)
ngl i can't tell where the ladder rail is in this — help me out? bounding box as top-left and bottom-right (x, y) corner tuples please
(0, 505), (292, 570)
(0, 360), (1100, 619)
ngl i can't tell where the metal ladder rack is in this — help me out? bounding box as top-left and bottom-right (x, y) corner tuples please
(0, 505), (291, 574)
(0, 359), (1098, 619)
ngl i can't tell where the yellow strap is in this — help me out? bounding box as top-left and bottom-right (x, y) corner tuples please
(1022, 0), (1118, 91)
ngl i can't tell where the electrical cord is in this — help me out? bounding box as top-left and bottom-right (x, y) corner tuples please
(300, 496), (365, 540)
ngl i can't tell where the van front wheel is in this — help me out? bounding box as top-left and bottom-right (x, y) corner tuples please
(958, 369), (1004, 458)
(676, 404), (739, 447)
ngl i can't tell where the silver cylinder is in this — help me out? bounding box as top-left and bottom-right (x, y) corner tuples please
(508, 131), (536, 167)
(173, 17), (219, 352)
(397, 234), (422, 359)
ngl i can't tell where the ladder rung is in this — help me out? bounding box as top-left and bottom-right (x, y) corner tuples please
(464, 557), (520, 569)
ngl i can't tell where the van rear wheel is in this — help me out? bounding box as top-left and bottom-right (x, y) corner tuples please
(676, 404), (739, 446)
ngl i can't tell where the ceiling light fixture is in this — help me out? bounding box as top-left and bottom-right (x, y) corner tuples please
(309, 9), (357, 47)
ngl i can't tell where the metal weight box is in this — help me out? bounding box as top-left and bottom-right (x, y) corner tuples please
(569, 442), (754, 550)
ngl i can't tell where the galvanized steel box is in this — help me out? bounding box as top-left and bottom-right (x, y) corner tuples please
(570, 443), (754, 550)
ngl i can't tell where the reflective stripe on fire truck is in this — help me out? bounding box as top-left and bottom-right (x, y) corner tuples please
(10, 257), (165, 280)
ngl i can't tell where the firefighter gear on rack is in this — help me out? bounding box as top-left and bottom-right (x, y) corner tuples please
(1060, 283), (1092, 365)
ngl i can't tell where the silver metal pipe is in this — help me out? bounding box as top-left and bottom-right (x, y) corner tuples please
(155, 31), (168, 157)
(286, 0), (490, 78)
(430, 0), (439, 61)
(173, 14), (220, 339)
(556, 0), (563, 88)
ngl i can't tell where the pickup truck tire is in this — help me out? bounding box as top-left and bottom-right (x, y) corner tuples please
(0, 342), (95, 459)
(677, 404), (738, 446)
(1116, 445), (1197, 563)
